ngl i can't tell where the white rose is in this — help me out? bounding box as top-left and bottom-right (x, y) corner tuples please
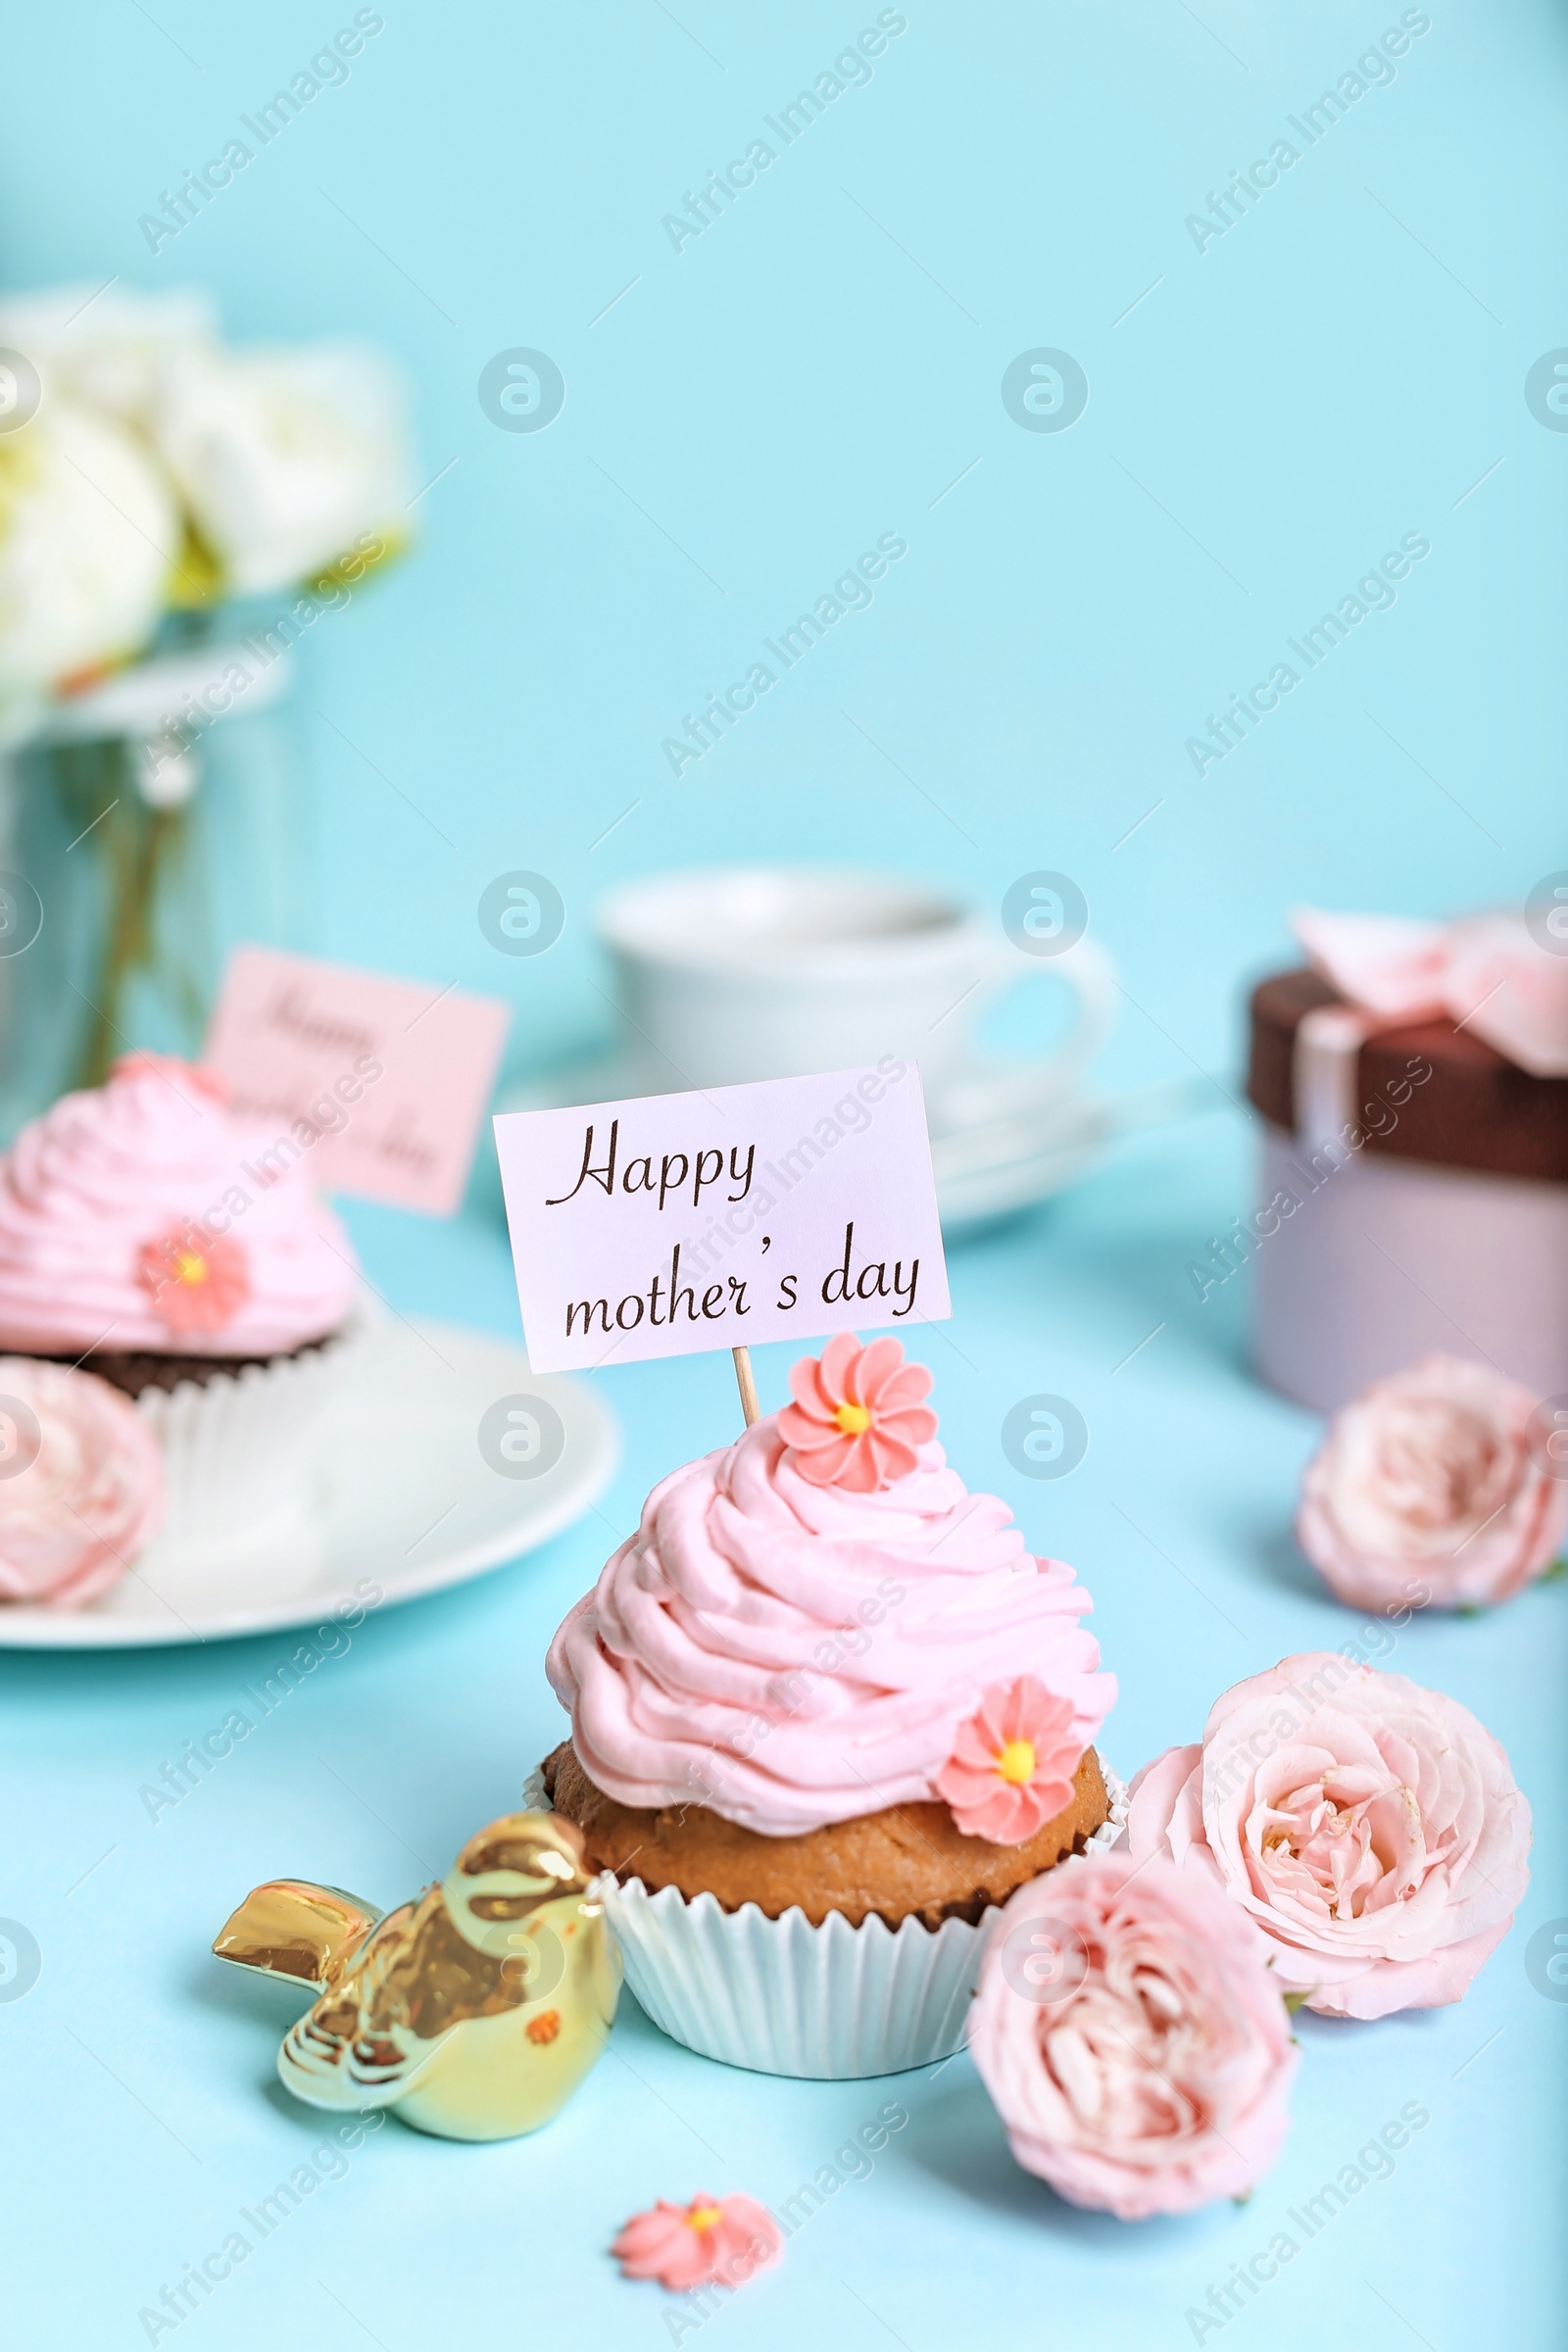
(0, 282), (216, 430)
(151, 342), (412, 595)
(0, 402), (177, 717)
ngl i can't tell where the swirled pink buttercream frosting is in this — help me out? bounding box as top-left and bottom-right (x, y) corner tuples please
(0, 1055), (358, 1357)
(547, 1401), (1115, 1838)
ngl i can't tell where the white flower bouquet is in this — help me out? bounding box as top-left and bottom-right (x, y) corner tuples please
(0, 284), (416, 1110)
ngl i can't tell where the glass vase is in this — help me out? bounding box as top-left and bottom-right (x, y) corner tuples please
(0, 630), (311, 1141)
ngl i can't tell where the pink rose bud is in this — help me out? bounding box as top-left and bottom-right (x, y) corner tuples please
(1126, 1652), (1532, 2019)
(1297, 1353), (1568, 1612)
(969, 1848), (1298, 2220)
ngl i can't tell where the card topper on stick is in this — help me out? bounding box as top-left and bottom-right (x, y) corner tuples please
(493, 1061), (951, 1395)
(205, 946), (510, 1217)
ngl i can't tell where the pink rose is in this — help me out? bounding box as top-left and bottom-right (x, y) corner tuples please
(1125, 1653), (1531, 2019)
(1297, 1353), (1567, 1612)
(0, 1357), (165, 1606)
(968, 1849), (1297, 2220)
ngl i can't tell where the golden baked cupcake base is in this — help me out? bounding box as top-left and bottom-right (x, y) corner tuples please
(543, 1740), (1109, 1931)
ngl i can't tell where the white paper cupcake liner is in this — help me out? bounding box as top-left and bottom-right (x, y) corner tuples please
(135, 1308), (368, 1554)
(524, 1761), (1129, 2080)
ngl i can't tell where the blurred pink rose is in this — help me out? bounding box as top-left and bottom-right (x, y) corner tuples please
(0, 1357), (164, 1606)
(1126, 1653), (1531, 2020)
(968, 1849), (1297, 2220)
(1297, 1353), (1567, 1612)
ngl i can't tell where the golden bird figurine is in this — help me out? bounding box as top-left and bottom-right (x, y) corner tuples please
(213, 1811), (619, 2141)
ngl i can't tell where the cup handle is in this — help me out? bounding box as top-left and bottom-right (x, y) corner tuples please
(935, 932), (1117, 1127)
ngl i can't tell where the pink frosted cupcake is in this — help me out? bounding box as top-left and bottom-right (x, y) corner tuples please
(534, 1335), (1121, 2079)
(0, 1054), (361, 1544)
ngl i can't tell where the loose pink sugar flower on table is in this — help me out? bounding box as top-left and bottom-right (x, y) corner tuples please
(612, 2193), (782, 2291)
(1297, 1353), (1568, 1612)
(777, 1332), (937, 1492)
(935, 1676), (1084, 1841)
(136, 1225), (252, 1335)
(1125, 1652), (1532, 2018)
(969, 1849), (1298, 2220)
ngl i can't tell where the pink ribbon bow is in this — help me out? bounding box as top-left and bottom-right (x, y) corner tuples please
(1292, 906), (1568, 1078)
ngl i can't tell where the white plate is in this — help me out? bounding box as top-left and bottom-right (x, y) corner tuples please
(0, 1319), (617, 1649)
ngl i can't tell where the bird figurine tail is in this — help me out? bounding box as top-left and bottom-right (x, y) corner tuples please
(212, 1881), (384, 1991)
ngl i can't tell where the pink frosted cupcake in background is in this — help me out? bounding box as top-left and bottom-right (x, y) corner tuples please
(0, 1054), (361, 1545)
(0, 1357), (165, 1607)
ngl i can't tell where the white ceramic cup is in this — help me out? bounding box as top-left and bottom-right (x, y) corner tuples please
(594, 868), (1113, 1131)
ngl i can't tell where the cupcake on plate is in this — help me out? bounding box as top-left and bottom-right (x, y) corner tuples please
(536, 1334), (1120, 2079)
(0, 1053), (361, 1545)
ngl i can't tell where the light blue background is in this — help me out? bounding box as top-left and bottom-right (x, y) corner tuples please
(2, 4), (1565, 2347)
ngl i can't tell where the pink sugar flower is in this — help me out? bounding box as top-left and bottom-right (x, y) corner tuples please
(136, 1225), (252, 1335)
(777, 1332), (937, 1493)
(112, 1052), (230, 1104)
(612, 2193), (783, 2291)
(935, 1676), (1084, 1842)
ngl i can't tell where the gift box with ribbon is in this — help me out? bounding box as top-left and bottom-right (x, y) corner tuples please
(1245, 908), (1568, 1412)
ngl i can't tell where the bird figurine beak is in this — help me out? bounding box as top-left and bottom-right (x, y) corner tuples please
(211, 1809), (620, 2143)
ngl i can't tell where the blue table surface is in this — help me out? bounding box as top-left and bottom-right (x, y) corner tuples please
(3, 1106), (1561, 2352)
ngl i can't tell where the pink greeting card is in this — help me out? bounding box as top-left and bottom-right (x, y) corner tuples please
(493, 1061), (951, 1372)
(205, 946), (510, 1216)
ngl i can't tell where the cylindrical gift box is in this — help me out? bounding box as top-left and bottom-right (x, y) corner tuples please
(1245, 970), (1568, 1412)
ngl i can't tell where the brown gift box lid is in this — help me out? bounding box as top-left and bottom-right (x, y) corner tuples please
(1247, 968), (1568, 1184)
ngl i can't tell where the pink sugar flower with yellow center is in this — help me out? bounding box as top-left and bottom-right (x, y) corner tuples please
(611, 2192), (783, 2291)
(136, 1225), (251, 1335)
(777, 1332), (937, 1493)
(112, 1049), (230, 1104)
(936, 1676), (1085, 1843)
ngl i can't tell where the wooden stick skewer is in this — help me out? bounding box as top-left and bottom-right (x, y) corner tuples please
(732, 1345), (760, 1428)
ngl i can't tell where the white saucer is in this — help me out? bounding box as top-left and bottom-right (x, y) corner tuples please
(499, 1057), (1205, 1233)
(0, 1319), (618, 1649)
